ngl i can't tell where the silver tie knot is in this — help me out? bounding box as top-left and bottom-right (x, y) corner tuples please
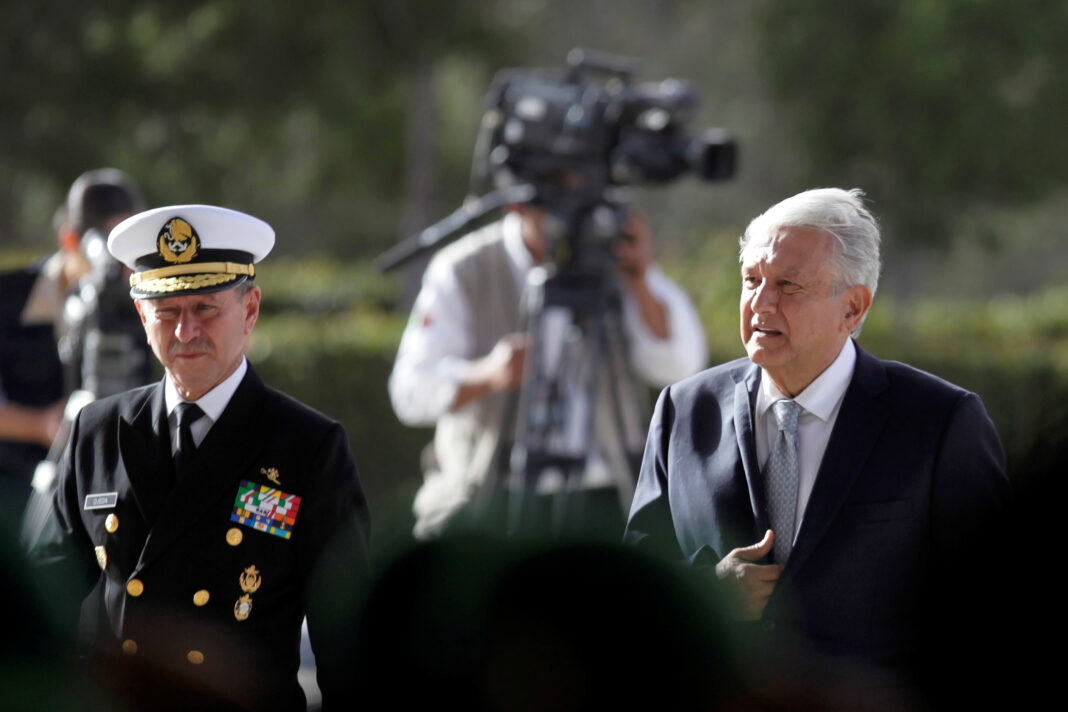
(772, 398), (801, 435)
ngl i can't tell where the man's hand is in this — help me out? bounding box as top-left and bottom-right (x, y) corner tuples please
(0, 399), (65, 447)
(714, 529), (783, 621)
(479, 333), (527, 393)
(614, 210), (669, 339)
(450, 333), (527, 410)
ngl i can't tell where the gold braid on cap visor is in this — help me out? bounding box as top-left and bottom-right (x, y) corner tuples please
(129, 261), (255, 293)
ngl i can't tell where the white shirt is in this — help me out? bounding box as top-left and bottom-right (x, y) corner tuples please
(165, 357), (248, 455)
(754, 339), (856, 543)
(389, 212), (709, 426)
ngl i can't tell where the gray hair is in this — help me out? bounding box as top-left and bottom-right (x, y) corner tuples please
(739, 187), (881, 336)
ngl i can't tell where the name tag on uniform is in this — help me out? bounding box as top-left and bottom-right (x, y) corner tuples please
(84, 492), (118, 510)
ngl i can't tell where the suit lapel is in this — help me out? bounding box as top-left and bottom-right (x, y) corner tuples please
(135, 367), (269, 572)
(118, 380), (173, 525)
(779, 345), (890, 580)
(733, 365), (768, 537)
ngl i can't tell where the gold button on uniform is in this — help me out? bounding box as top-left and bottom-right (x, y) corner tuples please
(226, 527), (243, 546)
(187, 650), (205, 665)
(95, 545), (108, 570)
(105, 513), (119, 533)
(126, 579), (144, 597)
(122, 639), (138, 656)
(193, 590), (210, 606)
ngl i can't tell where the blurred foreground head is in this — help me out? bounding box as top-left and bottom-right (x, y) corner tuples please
(353, 535), (740, 710)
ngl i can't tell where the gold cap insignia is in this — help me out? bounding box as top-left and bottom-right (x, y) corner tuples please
(234, 594), (253, 621)
(158, 217), (200, 264)
(239, 565), (262, 594)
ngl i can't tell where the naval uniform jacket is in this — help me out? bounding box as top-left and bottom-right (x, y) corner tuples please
(624, 343), (1009, 672)
(35, 365), (369, 711)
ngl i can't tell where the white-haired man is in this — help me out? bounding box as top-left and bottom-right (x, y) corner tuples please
(624, 188), (1008, 685)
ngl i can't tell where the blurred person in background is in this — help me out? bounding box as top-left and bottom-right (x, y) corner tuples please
(390, 201), (707, 540)
(1, 168), (145, 520)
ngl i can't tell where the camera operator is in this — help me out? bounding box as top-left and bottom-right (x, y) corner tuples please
(389, 199), (707, 539)
(1, 168), (146, 521)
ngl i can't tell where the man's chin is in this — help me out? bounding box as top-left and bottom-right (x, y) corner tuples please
(744, 342), (777, 367)
(746, 342), (798, 374)
(168, 371), (216, 401)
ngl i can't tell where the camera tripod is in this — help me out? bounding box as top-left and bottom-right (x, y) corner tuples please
(492, 205), (652, 539)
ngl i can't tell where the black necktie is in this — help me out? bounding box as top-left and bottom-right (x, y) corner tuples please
(174, 402), (205, 476)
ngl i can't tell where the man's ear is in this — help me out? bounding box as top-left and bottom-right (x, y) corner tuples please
(842, 285), (873, 332)
(243, 286), (262, 333)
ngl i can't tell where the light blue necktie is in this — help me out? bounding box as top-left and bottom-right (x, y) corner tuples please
(765, 399), (801, 565)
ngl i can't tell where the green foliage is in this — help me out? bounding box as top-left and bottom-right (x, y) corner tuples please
(256, 254), (402, 315)
(755, 0), (1068, 246)
(1, 0), (524, 252)
(0, 249), (50, 272)
(250, 285), (426, 512)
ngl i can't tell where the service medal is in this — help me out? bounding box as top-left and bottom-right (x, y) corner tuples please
(234, 593), (253, 621)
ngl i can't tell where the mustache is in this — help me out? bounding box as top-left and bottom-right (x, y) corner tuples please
(169, 340), (214, 356)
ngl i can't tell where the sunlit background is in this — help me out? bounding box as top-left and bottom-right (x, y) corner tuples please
(3, 0), (1066, 536)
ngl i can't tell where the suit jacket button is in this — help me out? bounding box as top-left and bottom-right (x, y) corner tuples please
(193, 590), (210, 607)
(187, 650), (205, 665)
(105, 514), (119, 533)
(122, 639), (138, 656)
(126, 579), (144, 597)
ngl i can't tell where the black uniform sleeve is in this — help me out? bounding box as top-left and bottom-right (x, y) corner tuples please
(299, 421), (370, 709)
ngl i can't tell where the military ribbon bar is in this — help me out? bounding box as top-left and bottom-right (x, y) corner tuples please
(230, 479), (302, 540)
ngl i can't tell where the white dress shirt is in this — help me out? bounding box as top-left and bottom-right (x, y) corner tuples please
(754, 339), (856, 544)
(389, 212), (709, 427)
(165, 356), (247, 454)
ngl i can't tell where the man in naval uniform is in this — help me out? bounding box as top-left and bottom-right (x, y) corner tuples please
(31, 205), (369, 711)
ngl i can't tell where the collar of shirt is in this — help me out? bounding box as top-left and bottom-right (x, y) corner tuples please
(165, 356), (248, 452)
(754, 339), (857, 542)
(756, 338), (857, 423)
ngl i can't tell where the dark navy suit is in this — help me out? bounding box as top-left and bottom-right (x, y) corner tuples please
(624, 343), (1008, 668)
